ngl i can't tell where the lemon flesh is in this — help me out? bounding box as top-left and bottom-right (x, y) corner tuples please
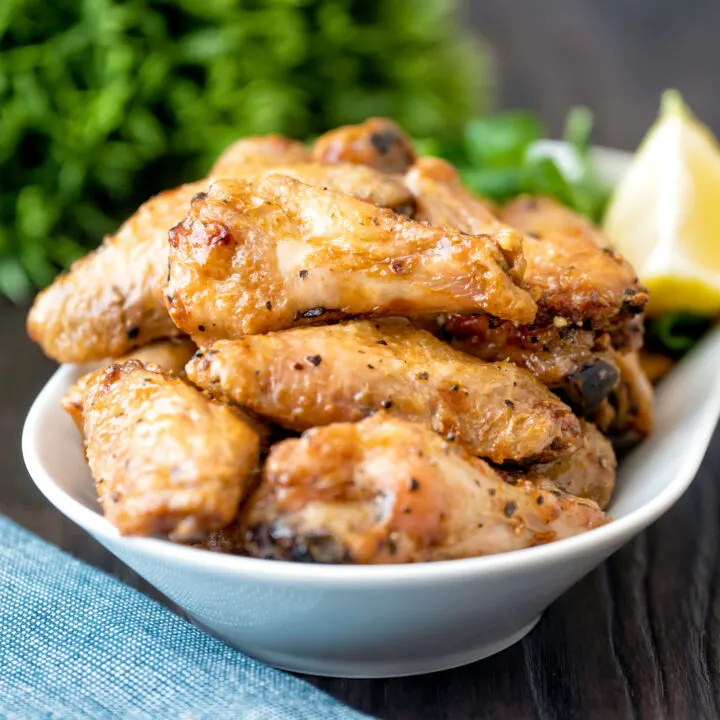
(603, 90), (720, 317)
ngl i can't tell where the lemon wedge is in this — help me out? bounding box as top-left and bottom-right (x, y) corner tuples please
(603, 90), (720, 317)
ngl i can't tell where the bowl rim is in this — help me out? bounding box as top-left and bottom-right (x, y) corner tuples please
(22, 326), (720, 587)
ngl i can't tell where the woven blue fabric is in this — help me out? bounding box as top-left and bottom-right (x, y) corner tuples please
(0, 516), (372, 720)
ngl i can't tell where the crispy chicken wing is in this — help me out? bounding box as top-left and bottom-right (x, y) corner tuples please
(76, 360), (260, 540)
(406, 157), (648, 327)
(210, 134), (311, 178)
(62, 337), (197, 432)
(187, 320), (582, 464)
(500, 420), (616, 509)
(501, 195), (612, 249)
(166, 176), (536, 341)
(240, 414), (607, 564)
(312, 117), (416, 174)
(27, 182), (203, 363)
(448, 315), (620, 414)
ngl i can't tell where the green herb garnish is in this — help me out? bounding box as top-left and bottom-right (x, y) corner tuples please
(1, 0), (490, 301)
(418, 106), (610, 223)
(646, 313), (714, 355)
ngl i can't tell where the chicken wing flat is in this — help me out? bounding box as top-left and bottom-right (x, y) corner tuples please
(27, 182), (204, 363)
(76, 360), (260, 540)
(209, 134), (311, 178)
(240, 414), (607, 564)
(62, 337), (197, 432)
(166, 176), (537, 341)
(405, 157), (648, 327)
(187, 320), (582, 464)
(501, 195), (612, 249)
(448, 315), (620, 415)
(500, 420), (616, 509)
(312, 117), (416, 174)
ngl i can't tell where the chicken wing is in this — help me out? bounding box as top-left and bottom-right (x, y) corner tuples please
(62, 337), (197, 432)
(187, 320), (582, 464)
(448, 315), (620, 414)
(29, 153), (418, 364)
(210, 134), (311, 178)
(312, 117), (416, 174)
(500, 420), (616, 509)
(76, 360), (260, 540)
(240, 414), (607, 564)
(27, 182), (203, 363)
(405, 157), (648, 327)
(166, 176), (536, 341)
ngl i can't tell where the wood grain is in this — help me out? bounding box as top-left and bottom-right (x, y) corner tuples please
(3, 294), (719, 718)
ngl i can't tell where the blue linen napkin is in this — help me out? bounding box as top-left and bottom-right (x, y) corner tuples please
(0, 516), (373, 720)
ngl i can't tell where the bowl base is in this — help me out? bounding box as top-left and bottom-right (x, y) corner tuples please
(188, 614), (542, 678)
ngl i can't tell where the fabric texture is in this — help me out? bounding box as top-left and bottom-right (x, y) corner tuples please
(0, 516), (372, 720)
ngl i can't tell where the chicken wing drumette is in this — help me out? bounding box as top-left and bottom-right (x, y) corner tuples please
(74, 360), (260, 540)
(241, 414), (607, 564)
(166, 176), (535, 341)
(187, 320), (582, 465)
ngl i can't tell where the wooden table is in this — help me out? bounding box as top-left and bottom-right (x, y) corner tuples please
(3, 301), (719, 719)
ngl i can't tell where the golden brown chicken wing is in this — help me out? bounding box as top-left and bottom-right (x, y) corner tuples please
(27, 182), (203, 363)
(62, 337), (197, 432)
(312, 117), (416, 174)
(405, 157), (648, 328)
(29, 149), (418, 364)
(240, 414), (607, 564)
(166, 176), (536, 341)
(448, 315), (620, 414)
(500, 420), (616, 509)
(187, 320), (582, 464)
(76, 360), (260, 540)
(210, 134), (311, 178)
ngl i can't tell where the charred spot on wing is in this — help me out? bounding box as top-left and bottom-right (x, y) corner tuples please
(558, 359), (620, 415)
(248, 523), (351, 563)
(370, 130), (401, 156)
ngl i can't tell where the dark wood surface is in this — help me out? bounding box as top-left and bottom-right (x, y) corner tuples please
(4, 295), (720, 719)
(7, 4), (720, 717)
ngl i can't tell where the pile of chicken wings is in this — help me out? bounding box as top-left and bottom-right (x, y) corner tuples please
(28, 118), (652, 564)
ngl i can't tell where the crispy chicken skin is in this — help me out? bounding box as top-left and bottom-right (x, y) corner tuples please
(501, 420), (616, 509)
(240, 414), (607, 564)
(448, 315), (620, 414)
(27, 182), (203, 363)
(209, 135), (311, 178)
(62, 337), (197, 431)
(187, 320), (582, 464)
(166, 176), (537, 341)
(210, 161), (415, 213)
(77, 360), (260, 540)
(406, 157), (648, 327)
(312, 117), (416, 174)
(501, 195), (612, 249)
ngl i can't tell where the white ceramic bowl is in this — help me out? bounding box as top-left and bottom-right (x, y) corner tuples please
(21, 148), (720, 678)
